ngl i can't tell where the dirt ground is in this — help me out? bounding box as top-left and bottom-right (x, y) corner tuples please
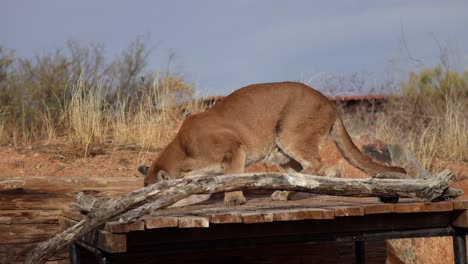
(0, 144), (153, 180)
(0, 138), (466, 181)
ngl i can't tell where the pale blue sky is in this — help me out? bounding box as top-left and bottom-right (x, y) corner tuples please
(2, 0), (467, 95)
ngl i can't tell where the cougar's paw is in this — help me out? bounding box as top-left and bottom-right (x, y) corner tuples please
(224, 191), (246, 206)
(271, 191), (291, 201)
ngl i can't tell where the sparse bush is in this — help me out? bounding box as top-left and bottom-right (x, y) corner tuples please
(110, 72), (201, 152)
(0, 107), (8, 145)
(400, 66), (468, 117)
(1, 39), (466, 167)
(377, 66), (468, 170)
(67, 79), (108, 157)
(0, 37), (195, 150)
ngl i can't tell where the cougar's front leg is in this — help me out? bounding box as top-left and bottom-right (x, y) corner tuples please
(223, 142), (247, 206)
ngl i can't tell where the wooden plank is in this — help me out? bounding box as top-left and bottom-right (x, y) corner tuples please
(394, 201), (453, 213)
(0, 223), (60, 244)
(0, 176), (140, 194)
(303, 195), (377, 205)
(452, 210), (468, 228)
(331, 205), (365, 217)
(241, 212), (274, 224)
(104, 220), (145, 233)
(0, 176), (141, 211)
(61, 207), (86, 221)
(143, 216), (179, 229)
(0, 209), (61, 224)
(178, 216), (210, 228)
(453, 200), (468, 210)
(0, 195), (72, 210)
(207, 212), (243, 224)
(60, 216), (126, 253)
(0, 242), (69, 264)
(363, 203), (395, 214)
(63, 207), (145, 232)
(273, 208), (334, 221)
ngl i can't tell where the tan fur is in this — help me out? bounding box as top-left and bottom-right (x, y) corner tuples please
(139, 82), (406, 206)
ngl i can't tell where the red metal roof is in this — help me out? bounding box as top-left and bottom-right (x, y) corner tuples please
(204, 94), (398, 103)
(326, 94), (399, 102)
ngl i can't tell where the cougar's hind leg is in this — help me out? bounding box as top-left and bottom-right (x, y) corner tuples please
(271, 157), (303, 201)
(271, 117), (333, 201)
(222, 142), (247, 206)
(277, 133), (324, 175)
(271, 141), (322, 202)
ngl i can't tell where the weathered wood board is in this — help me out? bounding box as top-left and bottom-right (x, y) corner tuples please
(0, 175), (141, 264)
(62, 193), (468, 233)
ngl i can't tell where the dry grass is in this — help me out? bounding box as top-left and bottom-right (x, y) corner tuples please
(110, 75), (206, 153)
(0, 66), (466, 169)
(310, 67), (467, 173)
(18, 73), (206, 157)
(376, 99), (467, 171)
(0, 108), (8, 146)
(66, 78), (109, 157)
(0, 74), (203, 157)
(374, 66), (468, 172)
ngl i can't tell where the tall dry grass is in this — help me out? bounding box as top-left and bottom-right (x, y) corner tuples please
(0, 37), (195, 150)
(0, 108), (8, 145)
(0, 72), (200, 157)
(66, 78), (109, 157)
(375, 67), (468, 171)
(376, 98), (467, 171)
(112, 75), (195, 151)
(33, 73), (203, 157)
(1, 49), (466, 169)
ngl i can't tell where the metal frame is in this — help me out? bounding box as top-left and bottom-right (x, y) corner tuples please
(70, 241), (109, 264)
(70, 226), (468, 263)
(453, 229), (467, 264)
(354, 240), (367, 264)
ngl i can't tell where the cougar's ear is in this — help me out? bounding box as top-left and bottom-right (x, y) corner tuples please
(157, 170), (170, 181)
(138, 165), (149, 176)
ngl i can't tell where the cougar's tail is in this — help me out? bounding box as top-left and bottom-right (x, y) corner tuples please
(330, 117), (406, 176)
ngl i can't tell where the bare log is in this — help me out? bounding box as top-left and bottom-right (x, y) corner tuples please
(384, 144), (465, 203)
(72, 192), (111, 214)
(119, 170), (456, 223)
(25, 170), (460, 264)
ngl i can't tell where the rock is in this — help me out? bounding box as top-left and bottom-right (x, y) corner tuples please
(388, 237), (454, 264)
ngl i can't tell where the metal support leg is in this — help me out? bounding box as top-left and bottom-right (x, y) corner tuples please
(453, 234), (467, 264)
(97, 253), (110, 264)
(355, 240), (367, 264)
(73, 241), (110, 264)
(70, 243), (80, 264)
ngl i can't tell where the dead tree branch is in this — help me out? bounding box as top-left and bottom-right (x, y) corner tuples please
(25, 170), (461, 264)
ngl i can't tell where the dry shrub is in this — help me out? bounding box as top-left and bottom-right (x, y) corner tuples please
(0, 108), (8, 145)
(111, 74), (203, 152)
(66, 78), (108, 157)
(376, 67), (468, 171)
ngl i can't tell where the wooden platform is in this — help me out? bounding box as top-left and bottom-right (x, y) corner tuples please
(60, 192), (468, 263)
(2, 174), (468, 263)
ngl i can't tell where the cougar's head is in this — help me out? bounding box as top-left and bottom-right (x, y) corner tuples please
(138, 165), (170, 187)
